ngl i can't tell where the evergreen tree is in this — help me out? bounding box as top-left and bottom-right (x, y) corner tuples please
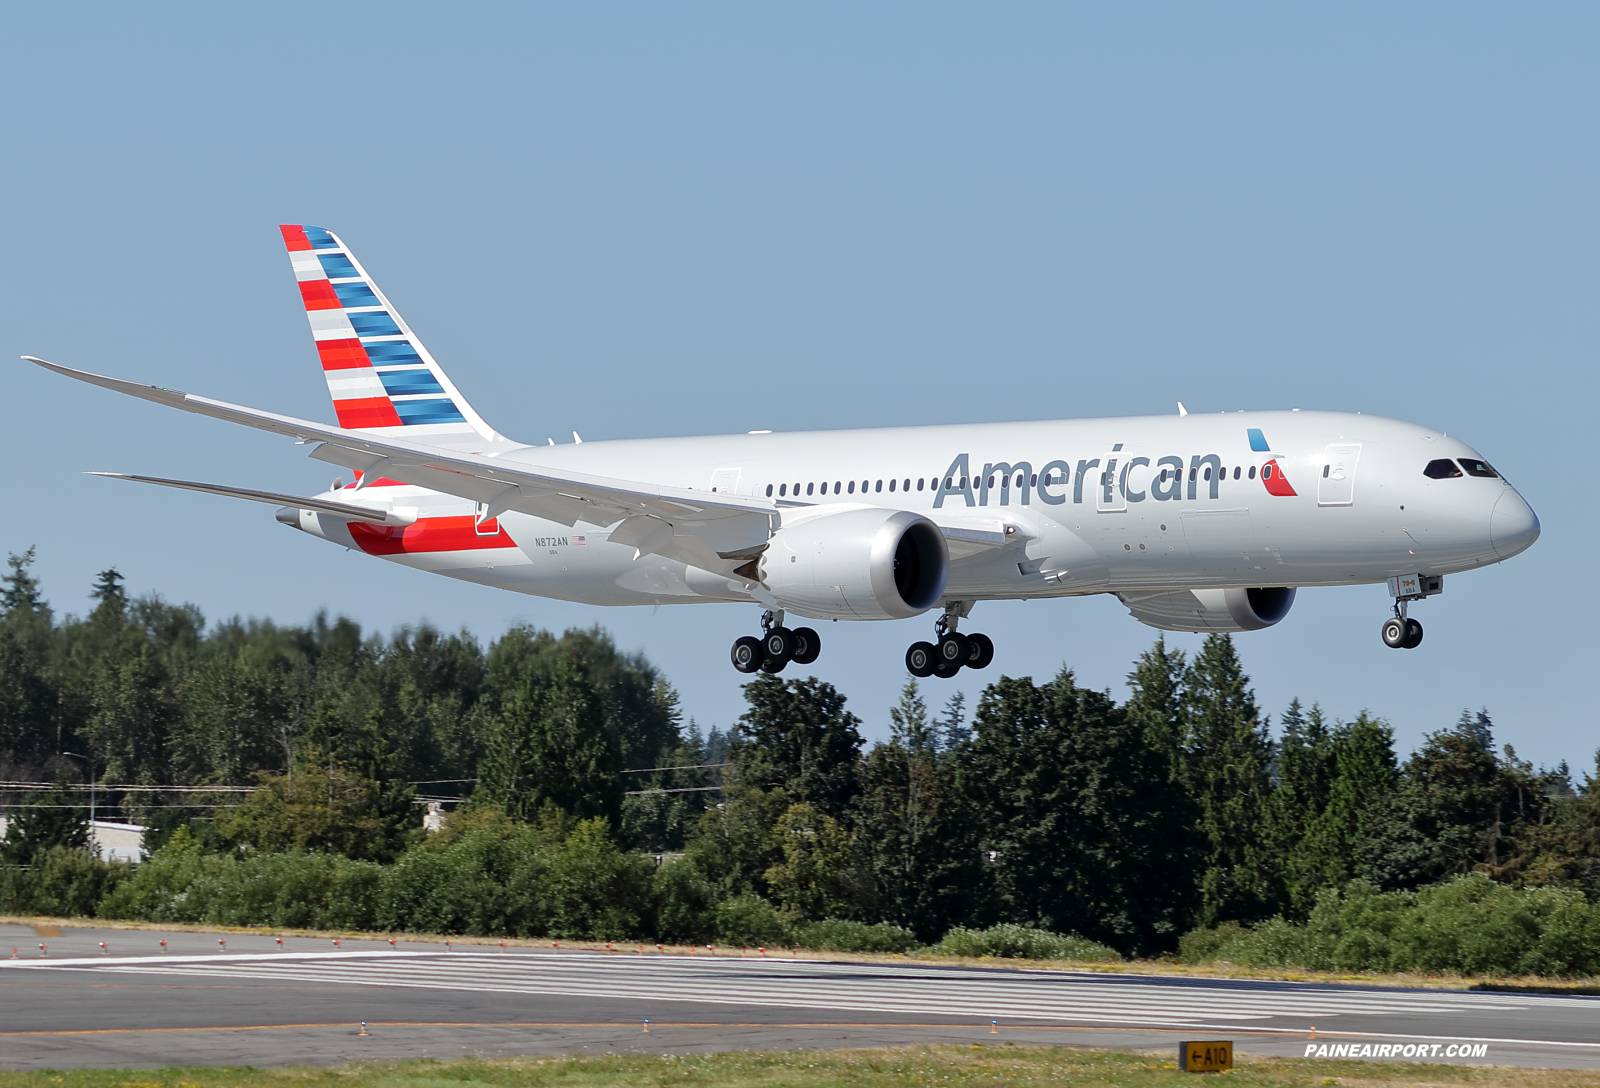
(1267, 700), (1337, 914)
(963, 668), (1198, 953)
(0, 780), (88, 864)
(1358, 711), (1506, 890)
(889, 680), (935, 755)
(1180, 634), (1275, 924)
(933, 690), (970, 756)
(731, 674), (864, 821)
(0, 548), (58, 761)
(1295, 711), (1397, 900)
(1124, 636), (1187, 779)
(478, 653), (623, 826)
(857, 680), (983, 939)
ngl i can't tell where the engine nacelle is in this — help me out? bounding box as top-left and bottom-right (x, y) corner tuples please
(759, 507), (949, 620)
(1118, 586), (1296, 633)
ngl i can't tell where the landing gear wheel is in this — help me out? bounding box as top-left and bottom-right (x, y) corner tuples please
(906, 641), (937, 678)
(1380, 617), (1407, 649)
(731, 635), (765, 673)
(790, 627), (821, 665)
(932, 659), (961, 679)
(759, 654), (788, 673)
(1402, 618), (1424, 649)
(936, 632), (970, 669)
(762, 627), (795, 664)
(965, 632), (995, 670)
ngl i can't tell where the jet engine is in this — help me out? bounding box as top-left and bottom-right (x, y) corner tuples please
(1117, 586), (1296, 633)
(756, 507), (948, 620)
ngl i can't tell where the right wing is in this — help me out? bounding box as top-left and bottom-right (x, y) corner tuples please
(30, 357), (776, 575)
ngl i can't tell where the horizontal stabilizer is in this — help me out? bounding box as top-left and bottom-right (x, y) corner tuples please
(89, 472), (415, 526)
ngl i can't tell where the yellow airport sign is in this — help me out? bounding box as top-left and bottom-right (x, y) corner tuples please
(1180, 1040), (1233, 1072)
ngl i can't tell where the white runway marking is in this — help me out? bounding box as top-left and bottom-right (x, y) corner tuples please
(25, 950), (1553, 1031)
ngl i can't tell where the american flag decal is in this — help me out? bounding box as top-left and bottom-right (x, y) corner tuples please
(572, 535), (586, 545)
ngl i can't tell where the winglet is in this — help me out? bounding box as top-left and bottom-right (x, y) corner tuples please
(1177, 401), (1188, 417)
(25, 356), (189, 408)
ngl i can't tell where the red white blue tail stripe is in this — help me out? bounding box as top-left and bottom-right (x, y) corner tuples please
(279, 225), (501, 448)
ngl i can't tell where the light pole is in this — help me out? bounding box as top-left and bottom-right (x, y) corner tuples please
(61, 752), (95, 859)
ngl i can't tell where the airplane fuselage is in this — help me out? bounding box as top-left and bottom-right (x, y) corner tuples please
(287, 408), (1538, 613)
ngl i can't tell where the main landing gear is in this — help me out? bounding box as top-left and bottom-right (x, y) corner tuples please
(906, 602), (994, 679)
(731, 610), (822, 675)
(1380, 601), (1424, 650)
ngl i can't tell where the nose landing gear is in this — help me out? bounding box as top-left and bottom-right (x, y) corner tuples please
(907, 603), (994, 678)
(730, 610), (821, 674)
(1380, 603), (1424, 650)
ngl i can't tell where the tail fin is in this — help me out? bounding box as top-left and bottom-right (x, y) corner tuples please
(279, 225), (506, 450)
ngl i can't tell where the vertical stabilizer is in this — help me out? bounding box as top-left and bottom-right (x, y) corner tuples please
(279, 225), (507, 450)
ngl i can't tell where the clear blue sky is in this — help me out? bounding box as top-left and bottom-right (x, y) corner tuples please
(2, 5), (1593, 768)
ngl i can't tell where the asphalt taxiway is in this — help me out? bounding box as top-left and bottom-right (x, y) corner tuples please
(2, 923), (1597, 1071)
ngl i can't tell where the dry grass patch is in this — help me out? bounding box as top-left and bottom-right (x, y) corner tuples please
(2, 1046), (1599, 1088)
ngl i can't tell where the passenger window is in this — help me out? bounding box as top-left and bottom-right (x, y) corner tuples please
(918, 479), (925, 491)
(1233, 466), (1240, 480)
(888, 479), (896, 492)
(1423, 459), (1463, 479)
(1204, 467), (1212, 481)
(905, 479), (912, 491)
(1248, 466), (1256, 480)
(1263, 465), (1273, 480)
(1030, 473), (1037, 486)
(876, 480), (883, 492)
(779, 483), (787, 496)
(1322, 465), (1329, 478)
(1459, 459), (1499, 478)
(848, 481), (855, 494)
(766, 484), (774, 497)
(834, 481), (841, 494)
(807, 482), (815, 495)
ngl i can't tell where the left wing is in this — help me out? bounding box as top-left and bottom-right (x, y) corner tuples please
(28, 357), (775, 575)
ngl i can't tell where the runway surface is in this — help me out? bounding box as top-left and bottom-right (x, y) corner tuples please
(2, 924), (1598, 1070)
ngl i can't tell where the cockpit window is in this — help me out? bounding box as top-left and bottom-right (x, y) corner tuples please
(1423, 458), (1463, 479)
(1459, 458), (1499, 478)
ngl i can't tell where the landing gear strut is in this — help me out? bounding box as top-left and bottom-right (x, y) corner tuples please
(730, 610), (821, 675)
(1380, 600), (1424, 650)
(907, 602), (994, 679)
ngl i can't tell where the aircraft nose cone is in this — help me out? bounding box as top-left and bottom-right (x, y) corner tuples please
(1491, 489), (1540, 559)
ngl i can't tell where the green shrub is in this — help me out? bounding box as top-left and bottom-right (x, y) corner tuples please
(1177, 875), (1600, 978)
(100, 829), (381, 928)
(796, 918), (920, 954)
(653, 858), (715, 944)
(713, 894), (795, 947)
(0, 848), (128, 917)
(375, 816), (653, 940)
(934, 924), (1122, 962)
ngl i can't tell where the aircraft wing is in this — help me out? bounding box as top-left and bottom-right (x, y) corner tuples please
(87, 472), (417, 526)
(29, 357), (775, 574)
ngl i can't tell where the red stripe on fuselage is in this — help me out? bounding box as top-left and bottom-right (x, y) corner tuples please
(1262, 459), (1298, 497)
(279, 224), (312, 251)
(334, 397), (403, 429)
(316, 338), (370, 370)
(298, 280), (341, 310)
(349, 516), (505, 556)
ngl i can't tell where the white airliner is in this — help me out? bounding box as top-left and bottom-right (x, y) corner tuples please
(26, 225), (1540, 677)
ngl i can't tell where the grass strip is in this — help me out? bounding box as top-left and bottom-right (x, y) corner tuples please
(0, 1045), (1590, 1088)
